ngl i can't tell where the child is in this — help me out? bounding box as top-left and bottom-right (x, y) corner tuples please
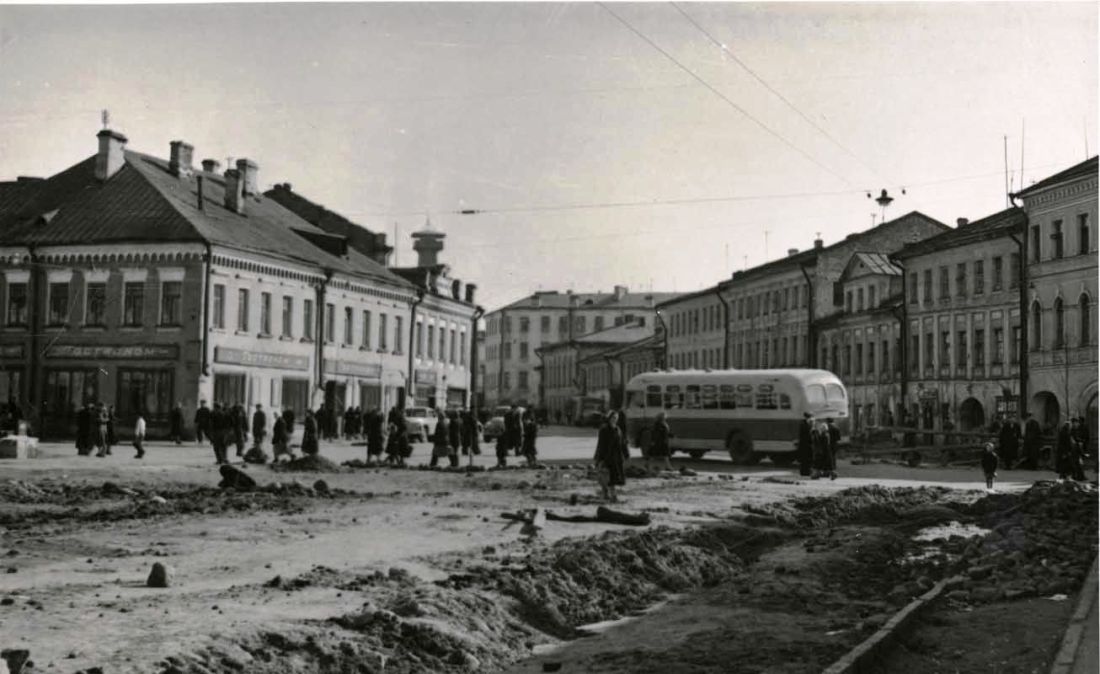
(133, 413), (146, 459)
(981, 442), (998, 491)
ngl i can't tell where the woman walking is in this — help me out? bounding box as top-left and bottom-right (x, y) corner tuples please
(522, 411), (539, 467)
(302, 410), (319, 456)
(430, 410), (453, 468)
(646, 411), (673, 473)
(594, 411), (628, 502)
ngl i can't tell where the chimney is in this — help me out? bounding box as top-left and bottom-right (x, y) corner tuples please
(613, 285), (628, 301)
(168, 140), (193, 178)
(956, 217), (969, 228)
(451, 279), (461, 300)
(95, 129), (128, 182)
(411, 228), (445, 267)
(465, 283), (477, 303)
(813, 238), (824, 249)
(201, 158), (221, 174)
(787, 248), (799, 257)
(236, 159), (259, 196)
(224, 168), (244, 214)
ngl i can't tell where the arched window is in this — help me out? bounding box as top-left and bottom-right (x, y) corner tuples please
(1031, 301), (1043, 351)
(1081, 294), (1091, 346)
(1054, 297), (1065, 348)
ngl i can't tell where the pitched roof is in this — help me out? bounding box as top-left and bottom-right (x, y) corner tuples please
(575, 321), (653, 344)
(497, 290), (681, 312)
(264, 184), (393, 261)
(847, 252), (902, 277)
(579, 332), (663, 364)
(1013, 156), (1098, 198)
(893, 207), (1024, 260)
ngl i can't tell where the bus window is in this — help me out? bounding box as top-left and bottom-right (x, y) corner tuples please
(628, 391), (645, 409)
(756, 392), (777, 410)
(735, 391), (754, 408)
(685, 385), (701, 409)
(645, 385), (662, 409)
(701, 385), (718, 409)
(825, 384), (846, 403)
(719, 385), (736, 409)
(806, 384), (825, 406)
(779, 393), (792, 410)
(664, 385), (683, 409)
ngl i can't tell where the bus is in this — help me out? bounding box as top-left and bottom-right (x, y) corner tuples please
(624, 369), (849, 465)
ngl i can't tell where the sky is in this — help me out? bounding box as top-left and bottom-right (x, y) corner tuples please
(0, 2), (1096, 311)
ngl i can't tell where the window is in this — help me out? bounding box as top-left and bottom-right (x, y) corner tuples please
(992, 257), (1003, 291)
(1053, 297), (1064, 348)
(503, 316), (511, 334)
(558, 315), (567, 335)
(1031, 225), (1041, 262)
(594, 315), (604, 332)
(755, 389), (777, 410)
(910, 335), (920, 373)
(449, 329), (456, 363)
(343, 306), (353, 344)
(212, 284), (226, 329)
(519, 317), (530, 333)
(1009, 253), (1020, 288)
(574, 316), (586, 334)
(1079, 214), (1090, 256)
(973, 261), (984, 295)
(993, 327), (1004, 364)
(801, 285), (808, 308)
(518, 342), (529, 361)
(737, 299), (744, 319)
(395, 316), (403, 353)
(957, 330), (968, 368)
(48, 282), (69, 325)
(923, 270), (933, 304)
(779, 393), (792, 410)
(281, 296), (293, 338)
(503, 372), (510, 390)
(439, 325), (446, 360)
(124, 282), (145, 327)
(805, 384), (825, 406)
(685, 385), (701, 409)
(1081, 294), (1091, 345)
(379, 313), (388, 351)
(518, 371), (529, 390)
(303, 299), (314, 340)
(118, 369), (174, 420)
(214, 372), (247, 407)
(415, 321), (423, 356)
(324, 302), (334, 342)
(1030, 302), (1042, 351)
(237, 289), (250, 332)
(939, 267), (949, 299)
(663, 385), (683, 409)
(460, 331), (467, 365)
(86, 283), (106, 326)
(845, 291), (853, 312)
(843, 345), (852, 375)
(1051, 220), (1064, 259)
(868, 341), (876, 374)
(869, 286), (876, 308)
(955, 263), (967, 297)
(855, 343), (863, 375)
(261, 292), (273, 335)
(6, 282), (27, 326)
(783, 288), (790, 311)
(44, 369), (99, 420)
(646, 385), (663, 408)
(857, 289), (864, 311)
(940, 331), (950, 368)
(428, 325), (435, 358)
(155, 281), (181, 326)
(974, 328), (985, 367)
(541, 316), (550, 333)
(1011, 326), (1021, 363)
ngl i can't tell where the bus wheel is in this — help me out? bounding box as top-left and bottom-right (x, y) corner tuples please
(688, 450), (706, 460)
(727, 432), (759, 465)
(769, 453), (795, 467)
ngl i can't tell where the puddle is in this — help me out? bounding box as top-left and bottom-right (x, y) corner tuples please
(912, 521), (990, 542)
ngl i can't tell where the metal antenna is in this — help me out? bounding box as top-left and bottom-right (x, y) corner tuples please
(101, 109), (110, 129)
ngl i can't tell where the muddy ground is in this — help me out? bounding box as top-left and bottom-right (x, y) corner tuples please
(0, 442), (1095, 673)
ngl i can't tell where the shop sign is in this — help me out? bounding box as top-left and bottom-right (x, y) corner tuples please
(214, 347), (309, 371)
(0, 344), (23, 359)
(415, 369), (437, 385)
(323, 359), (382, 379)
(47, 344), (178, 360)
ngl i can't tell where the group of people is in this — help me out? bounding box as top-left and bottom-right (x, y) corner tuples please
(798, 413), (841, 480)
(0, 400), (24, 436)
(193, 401), (306, 465)
(492, 405), (539, 468)
(74, 402), (119, 458)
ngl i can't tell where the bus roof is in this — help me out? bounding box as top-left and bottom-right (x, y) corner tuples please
(625, 369), (842, 389)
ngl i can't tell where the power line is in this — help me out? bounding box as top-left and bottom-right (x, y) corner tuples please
(670, 2), (895, 185)
(596, 1), (857, 189)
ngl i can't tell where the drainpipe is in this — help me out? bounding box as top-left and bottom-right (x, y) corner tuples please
(1008, 198), (1030, 417)
(201, 243), (212, 376)
(408, 288), (425, 408)
(891, 256), (909, 413)
(655, 309), (669, 368)
(497, 309), (506, 403)
(27, 244), (41, 428)
(315, 269), (333, 393)
(799, 264), (816, 368)
(470, 304), (484, 410)
(714, 287), (731, 369)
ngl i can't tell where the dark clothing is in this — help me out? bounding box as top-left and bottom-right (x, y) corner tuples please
(998, 422), (1020, 469)
(302, 415), (319, 455)
(1056, 425), (1073, 478)
(595, 424), (627, 487)
(812, 428), (830, 472)
(430, 417), (455, 467)
(272, 417), (290, 459)
(981, 450), (998, 477)
(616, 412), (629, 457)
(460, 413), (480, 455)
(232, 406), (247, 454)
(522, 419), (538, 459)
(649, 420), (671, 458)
(826, 422), (840, 472)
(1022, 419), (1042, 469)
(195, 406), (212, 443)
(170, 407), (184, 443)
(385, 416), (410, 460)
(366, 410), (385, 457)
(76, 407), (91, 455)
(282, 409), (296, 434)
(210, 408), (230, 464)
(503, 409), (524, 452)
(252, 410), (267, 446)
(797, 418), (813, 475)
(448, 416), (463, 453)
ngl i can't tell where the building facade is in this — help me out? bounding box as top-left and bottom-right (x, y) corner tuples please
(576, 332), (664, 414)
(1015, 157), (1098, 432)
(658, 286), (728, 370)
(481, 286), (679, 411)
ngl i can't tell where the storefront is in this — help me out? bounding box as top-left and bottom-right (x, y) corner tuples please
(414, 369), (437, 407)
(211, 345), (312, 419)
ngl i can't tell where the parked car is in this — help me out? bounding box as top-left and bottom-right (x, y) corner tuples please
(482, 405), (523, 443)
(404, 406), (438, 443)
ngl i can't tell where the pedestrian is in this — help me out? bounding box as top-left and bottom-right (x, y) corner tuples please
(1070, 418), (1088, 481)
(797, 412), (814, 476)
(302, 410), (320, 456)
(232, 404), (247, 456)
(385, 410), (410, 467)
(811, 420), (829, 479)
(646, 410), (673, 474)
(461, 409), (481, 465)
(169, 402), (184, 445)
(282, 407), (296, 435)
(505, 404), (524, 457)
(448, 409), (463, 466)
(616, 408), (629, 458)
(1056, 422), (1074, 480)
(522, 410), (539, 467)
(272, 411), (291, 462)
(998, 415), (1020, 470)
(430, 410), (453, 468)
(94, 403), (109, 458)
(1021, 413), (1041, 470)
(210, 402), (229, 464)
(75, 403), (91, 456)
(251, 404), (267, 450)
(194, 400), (211, 444)
(366, 407), (385, 464)
(981, 442), (998, 491)
(105, 406), (118, 455)
(594, 411), (627, 503)
(825, 418), (840, 480)
(133, 412), (146, 459)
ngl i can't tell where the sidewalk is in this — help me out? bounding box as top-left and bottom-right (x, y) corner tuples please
(1051, 556), (1099, 674)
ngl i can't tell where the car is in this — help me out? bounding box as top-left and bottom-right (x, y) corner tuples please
(404, 406), (438, 443)
(482, 405), (522, 443)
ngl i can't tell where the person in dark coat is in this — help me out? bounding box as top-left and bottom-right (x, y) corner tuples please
(1055, 422), (1074, 480)
(302, 410), (319, 456)
(448, 410), (463, 464)
(363, 407), (382, 463)
(282, 408), (296, 435)
(252, 404), (267, 450)
(797, 412), (814, 476)
(616, 408), (630, 458)
(594, 411), (628, 502)
(75, 403), (91, 456)
(210, 402), (229, 465)
(94, 403), (110, 457)
(169, 403), (184, 445)
(385, 411), (410, 466)
(811, 420), (830, 479)
(981, 442), (999, 491)
(521, 411), (539, 467)
(645, 410), (672, 473)
(1022, 413), (1042, 470)
(194, 400), (211, 444)
(998, 415), (1020, 470)
(505, 405), (524, 457)
(105, 406), (118, 455)
(825, 418), (840, 480)
(230, 404), (246, 456)
(461, 409), (481, 464)
(429, 411), (454, 468)
(272, 413), (291, 462)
